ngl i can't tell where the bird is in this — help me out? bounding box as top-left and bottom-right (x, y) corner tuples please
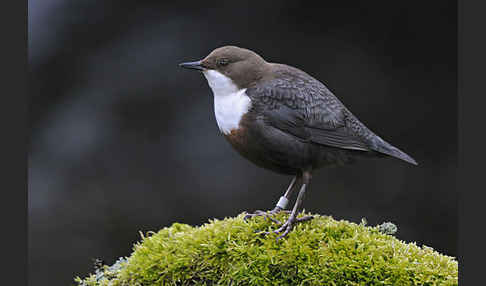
(179, 46), (417, 240)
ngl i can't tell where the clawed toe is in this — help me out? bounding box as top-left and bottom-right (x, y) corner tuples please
(243, 208), (287, 224)
(243, 210), (263, 221)
(295, 215), (314, 223)
(259, 214), (314, 241)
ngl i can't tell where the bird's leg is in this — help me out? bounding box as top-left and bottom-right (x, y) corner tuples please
(263, 170), (314, 240)
(243, 176), (301, 224)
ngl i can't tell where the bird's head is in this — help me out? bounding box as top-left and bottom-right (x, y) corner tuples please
(179, 46), (269, 91)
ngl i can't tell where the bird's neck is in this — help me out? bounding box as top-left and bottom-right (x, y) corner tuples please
(203, 70), (240, 97)
(202, 70), (252, 134)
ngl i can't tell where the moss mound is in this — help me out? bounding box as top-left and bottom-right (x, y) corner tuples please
(75, 213), (458, 286)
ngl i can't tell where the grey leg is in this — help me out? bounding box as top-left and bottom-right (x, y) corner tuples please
(244, 175), (301, 224)
(262, 170), (314, 240)
(270, 175), (300, 212)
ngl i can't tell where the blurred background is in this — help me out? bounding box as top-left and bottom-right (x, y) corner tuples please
(28, 1), (457, 285)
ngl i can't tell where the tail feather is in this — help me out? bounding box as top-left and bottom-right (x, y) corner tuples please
(371, 138), (418, 165)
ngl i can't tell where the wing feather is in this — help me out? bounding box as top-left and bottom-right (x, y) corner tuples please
(247, 66), (372, 152)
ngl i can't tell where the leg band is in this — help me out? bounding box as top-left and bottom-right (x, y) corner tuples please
(276, 196), (289, 209)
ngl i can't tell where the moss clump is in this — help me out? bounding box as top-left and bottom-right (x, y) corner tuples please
(75, 213), (458, 286)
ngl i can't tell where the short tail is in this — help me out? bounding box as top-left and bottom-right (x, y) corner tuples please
(370, 137), (418, 165)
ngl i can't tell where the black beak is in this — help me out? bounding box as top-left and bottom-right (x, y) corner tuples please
(179, 60), (205, 71)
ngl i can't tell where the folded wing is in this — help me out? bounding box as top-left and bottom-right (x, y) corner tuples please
(246, 66), (417, 165)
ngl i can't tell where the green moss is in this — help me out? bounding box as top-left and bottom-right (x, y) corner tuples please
(75, 213), (458, 286)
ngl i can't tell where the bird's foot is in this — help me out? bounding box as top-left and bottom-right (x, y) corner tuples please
(243, 207), (290, 224)
(259, 212), (314, 241)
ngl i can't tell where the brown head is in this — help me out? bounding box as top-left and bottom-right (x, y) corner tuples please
(179, 46), (270, 89)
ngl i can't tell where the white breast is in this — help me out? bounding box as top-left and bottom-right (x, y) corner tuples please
(202, 70), (252, 134)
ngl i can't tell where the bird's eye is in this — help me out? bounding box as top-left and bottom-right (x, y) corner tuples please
(218, 58), (229, 66)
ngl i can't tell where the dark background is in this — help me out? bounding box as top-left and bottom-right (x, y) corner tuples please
(28, 1), (457, 285)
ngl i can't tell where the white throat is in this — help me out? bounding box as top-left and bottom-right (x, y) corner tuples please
(203, 70), (251, 134)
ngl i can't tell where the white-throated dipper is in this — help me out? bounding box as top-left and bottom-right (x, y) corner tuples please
(179, 46), (417, 240)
